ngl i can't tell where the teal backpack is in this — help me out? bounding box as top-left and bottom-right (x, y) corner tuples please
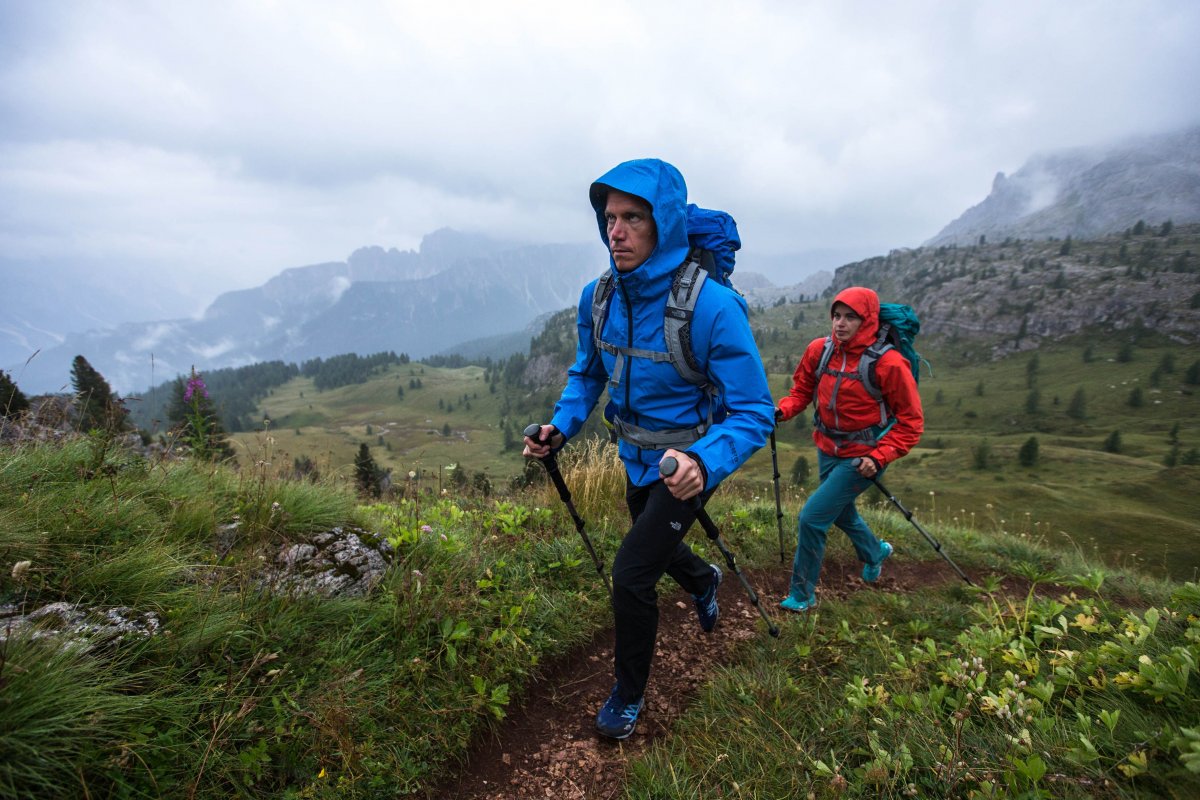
(815, 302), (929, 430)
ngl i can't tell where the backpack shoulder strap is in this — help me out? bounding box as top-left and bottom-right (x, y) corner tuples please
(590, 272), (615, 355)
(859, 324), (895, 425)
(815, 335), (835, 379)
(664, 256), (711, 390)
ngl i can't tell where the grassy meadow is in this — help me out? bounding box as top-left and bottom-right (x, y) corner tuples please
(2, 431), (1199, 798)
(228, 297), (1200, 580)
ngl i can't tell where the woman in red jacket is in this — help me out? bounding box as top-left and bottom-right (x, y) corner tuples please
(776, 287), (923, 611)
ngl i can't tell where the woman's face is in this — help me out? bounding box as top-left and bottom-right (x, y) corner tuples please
(831, 302), (863, 344)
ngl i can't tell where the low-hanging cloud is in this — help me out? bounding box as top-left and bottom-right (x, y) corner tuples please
(2, 0), (1198, 305)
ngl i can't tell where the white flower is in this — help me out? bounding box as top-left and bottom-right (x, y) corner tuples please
(11, 560), (31, 580)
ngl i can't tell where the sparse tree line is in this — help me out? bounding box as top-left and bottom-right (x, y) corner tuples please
(302, 351), (409, 392)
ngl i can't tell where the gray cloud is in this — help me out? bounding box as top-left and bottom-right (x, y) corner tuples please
(2, 0), (1198, 305)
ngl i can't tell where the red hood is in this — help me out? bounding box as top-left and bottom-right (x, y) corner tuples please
(831, 286), (880, 352)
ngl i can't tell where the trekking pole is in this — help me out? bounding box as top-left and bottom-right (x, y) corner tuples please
(659, 457), (780, 638)
(854, 459), (975, 587)
(523, 424), (612, 599)
(770, 423), (786, 564)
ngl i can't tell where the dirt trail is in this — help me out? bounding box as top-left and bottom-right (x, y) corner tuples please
(432, 555), (959, 800)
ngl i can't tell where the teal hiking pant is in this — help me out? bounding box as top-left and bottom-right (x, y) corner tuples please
(788, 451), (888, 600)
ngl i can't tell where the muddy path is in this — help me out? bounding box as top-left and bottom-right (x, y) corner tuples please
(431, 556), (964, 800)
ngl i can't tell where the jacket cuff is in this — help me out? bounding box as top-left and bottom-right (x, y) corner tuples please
(684, 450), (711, 489)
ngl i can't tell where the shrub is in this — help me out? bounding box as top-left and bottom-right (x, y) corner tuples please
(972, 438), (992, 470)
(1018, 436), (1039, 467)
(791, 455), (811, 487)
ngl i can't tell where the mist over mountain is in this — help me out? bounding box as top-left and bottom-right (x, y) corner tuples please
(9, 127), (1197, 398)
(927, 126), (1200, 246)
(7, 231), (606, 395)
(0, 259), (200, 374)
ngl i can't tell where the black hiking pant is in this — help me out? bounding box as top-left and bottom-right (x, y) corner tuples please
(612, 477), (714, 703)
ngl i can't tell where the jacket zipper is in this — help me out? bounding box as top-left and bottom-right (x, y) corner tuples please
(617, 281), (638, 461)
(832, 351), (847, 455)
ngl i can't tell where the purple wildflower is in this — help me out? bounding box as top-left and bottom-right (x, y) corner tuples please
(184, 370), (209, 402)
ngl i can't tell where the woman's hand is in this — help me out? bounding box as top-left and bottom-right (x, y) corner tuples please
(856, 456), (881, 478)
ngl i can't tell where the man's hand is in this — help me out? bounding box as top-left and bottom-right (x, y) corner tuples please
(522, 424), (563, 459)
(660, 448), (703, 501)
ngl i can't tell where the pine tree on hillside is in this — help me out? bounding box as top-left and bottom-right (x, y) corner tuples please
(0, 370), (30, 419)
(167, 368), (234, 461)
(71, 355), (128, 433)
(354, 443), (383, 498)
(1067, 387), (1087, 420)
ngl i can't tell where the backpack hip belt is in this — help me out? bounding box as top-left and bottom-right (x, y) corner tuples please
(813, 415), (892, 446)
(609, 414), (710, 451)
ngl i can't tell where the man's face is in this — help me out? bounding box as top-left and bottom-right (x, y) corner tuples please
(604, 190), (657, 272)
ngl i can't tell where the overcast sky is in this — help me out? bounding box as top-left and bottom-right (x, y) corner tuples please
(2, 0), (1199, 306)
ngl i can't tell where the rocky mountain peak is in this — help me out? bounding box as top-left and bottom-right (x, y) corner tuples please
(928, 126), (1200, 247)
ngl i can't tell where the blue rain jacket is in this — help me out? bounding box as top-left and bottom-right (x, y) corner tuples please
(550, 158), (774, 489)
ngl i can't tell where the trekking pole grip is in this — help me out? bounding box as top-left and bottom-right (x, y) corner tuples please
(523, 422), (554, 456)
(524, 423), (569, 498)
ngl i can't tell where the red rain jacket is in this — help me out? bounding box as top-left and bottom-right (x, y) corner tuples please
(777, 287), (924, 466)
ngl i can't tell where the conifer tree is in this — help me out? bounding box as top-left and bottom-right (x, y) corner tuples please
(1067, 387), (1087, 420)
(1018, 436), (1039, 467)
(0, 370), (29, 419)
(1025, 390), (1040, 415)
(354, 444), (383, 498)
(71, 355), (128, 432)
(790, 455), (811, 486)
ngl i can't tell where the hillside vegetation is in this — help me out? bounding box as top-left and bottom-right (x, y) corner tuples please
(2, 433), (1199, 798)
(216, 225), (1200, 580)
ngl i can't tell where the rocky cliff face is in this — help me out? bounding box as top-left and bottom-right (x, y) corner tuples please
(928, 126), (1200, 247)
(832, 223), (1200, 358)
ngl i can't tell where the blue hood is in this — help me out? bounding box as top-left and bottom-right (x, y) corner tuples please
(589, 159), (692, 288)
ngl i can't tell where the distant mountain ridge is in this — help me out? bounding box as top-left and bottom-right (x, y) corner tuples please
(10, 231), (604, 394)
(927, 126), (1200, 246)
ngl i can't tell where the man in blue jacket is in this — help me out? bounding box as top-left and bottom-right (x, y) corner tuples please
(524, 158), (774, 740)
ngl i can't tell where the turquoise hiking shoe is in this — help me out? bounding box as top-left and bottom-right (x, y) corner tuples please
(595, 685), (644, 740)
(780, 592), (818, 612)
(862, 541), (893, 583)
(692, 563), (722, 632)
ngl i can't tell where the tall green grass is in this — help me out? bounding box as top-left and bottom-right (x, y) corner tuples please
(3, 434), (1198, 798)
(0, 436), (614, 799)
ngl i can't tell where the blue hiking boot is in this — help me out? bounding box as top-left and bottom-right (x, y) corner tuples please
(595, 685), (644, 740)
(780, 592), (818, 612)
(692, 563), (722, 632)
(862, 541), (894, 583)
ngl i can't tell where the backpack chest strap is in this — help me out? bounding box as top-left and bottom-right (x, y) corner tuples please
(596, 342), (673, 390)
